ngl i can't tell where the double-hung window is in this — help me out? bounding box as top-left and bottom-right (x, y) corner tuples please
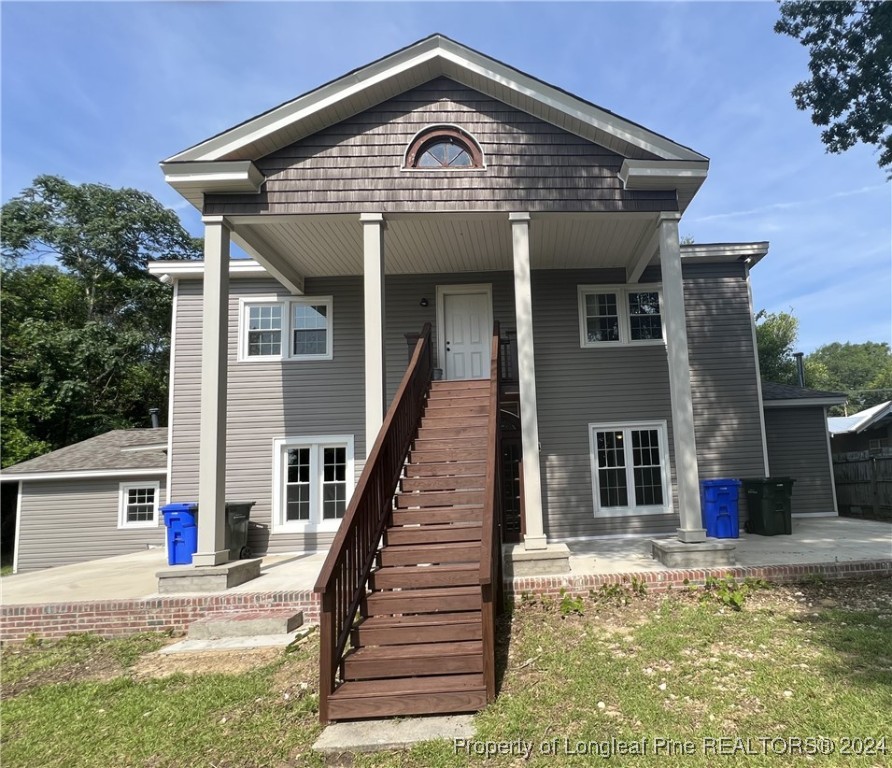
(273, 436), (354, 531)
(589, 422), (670, 516)
(240, 297), (333, 361)
(578, 285), (663, 347)
(118, 481), (160, 529)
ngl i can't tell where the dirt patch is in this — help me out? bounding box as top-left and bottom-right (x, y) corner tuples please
(132, 646), (284, 679)
(2, 649), (126, 697)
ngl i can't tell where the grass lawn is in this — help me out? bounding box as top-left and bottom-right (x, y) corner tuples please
(1, 564), (13, 577)
(2, 577), (891, 767)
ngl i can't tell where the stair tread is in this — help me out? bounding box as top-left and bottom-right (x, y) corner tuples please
(369, 585), (480, 599)
(389, 522), (482, 531)
(359, 611), (481, 628)
(348, 641), (483, 660)
(331, 674), (485, 699)
(375, 563), (478, 574)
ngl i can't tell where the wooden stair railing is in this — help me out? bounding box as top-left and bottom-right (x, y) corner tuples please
(314, 323), (432, 723)
(480, 321), (503, 702)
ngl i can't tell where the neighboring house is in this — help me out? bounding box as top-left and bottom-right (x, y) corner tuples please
(760, 382), (847, 516)
(829, 401), (892, 455)
(1, 429), (168, 573)
(145, 35), (846, 719)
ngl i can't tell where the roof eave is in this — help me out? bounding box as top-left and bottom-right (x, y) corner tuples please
(763, 397), (847, 408)
(164, 33), (707, 167)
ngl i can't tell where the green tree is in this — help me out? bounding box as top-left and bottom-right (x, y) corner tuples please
(755, 309), (800, 385)
(1, 176), (201, 467)
(775, 1), (892, 175)
(807, 341), (892, 411)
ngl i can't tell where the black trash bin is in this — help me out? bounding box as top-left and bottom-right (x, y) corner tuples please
(225, 501), (255, 559)
(741, 478), (795, 536)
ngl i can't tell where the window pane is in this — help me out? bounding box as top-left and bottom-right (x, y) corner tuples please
(285, 447), (311, 520)
(584, 292), (620, 342)
(628, 292), (662, 340)
(631, 429), (663, 506)
(322, 446), (347, 519)
(126, 487), (155, 523)
(293, 304), (328, 356)
(596, 431), (628, 507)
(247, 305), (283, 356)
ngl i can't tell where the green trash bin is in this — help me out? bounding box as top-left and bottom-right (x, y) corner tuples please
(225, 501), (255, 559)
(741, 478), (794, 536)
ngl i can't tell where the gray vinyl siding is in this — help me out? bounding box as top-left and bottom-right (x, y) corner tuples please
(170, 272), (512, 555)
(384, 272), (515, 400)
(532, 268), (678, 539)
(682, 261), (767, 522)
(204, 78), (674, 217)
(764, 407), (837, 514)
(533, 262), (766, 539)
(16, 476), (166, 572)
(170, 277), (365, 555)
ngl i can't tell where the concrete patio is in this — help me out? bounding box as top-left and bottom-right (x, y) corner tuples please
(3, 516), (889, 606)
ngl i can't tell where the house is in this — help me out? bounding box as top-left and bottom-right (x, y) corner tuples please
(760, 381), (847, 515)
(829, 400), (892, 455)
(148, 34), (838, 719)
(1, 429), (168, 573)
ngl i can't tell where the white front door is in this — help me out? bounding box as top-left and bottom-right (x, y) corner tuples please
(441, 289), (492, 380)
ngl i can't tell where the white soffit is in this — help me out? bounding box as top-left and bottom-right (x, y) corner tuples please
(164, 34), (708, 166)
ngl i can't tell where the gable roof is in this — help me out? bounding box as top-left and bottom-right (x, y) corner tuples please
(1, 429), (168, 480)
(828, 400), (892, 436)
(164, 34), (707, 166)
(761, 381), (848, 408)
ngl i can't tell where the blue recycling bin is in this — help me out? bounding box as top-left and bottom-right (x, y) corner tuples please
(161, 502), (198, 565)
(700, 479), (741, 539)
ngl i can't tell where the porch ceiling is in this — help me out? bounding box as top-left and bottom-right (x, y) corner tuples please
(232, 212), (659, 277)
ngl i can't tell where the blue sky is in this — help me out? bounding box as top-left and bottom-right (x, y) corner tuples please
(2, 1), (889, 352)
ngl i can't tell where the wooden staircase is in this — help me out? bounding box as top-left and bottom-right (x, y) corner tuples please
(328, 380), (490, 720)
(315, 324), (502, 722)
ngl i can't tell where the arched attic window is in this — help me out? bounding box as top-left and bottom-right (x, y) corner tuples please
(404, 126), (484, 169)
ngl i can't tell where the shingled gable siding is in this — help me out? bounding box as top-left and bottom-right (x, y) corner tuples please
(16, 477), (167, 572)
(532, 261), (766, 540)
(764, 407), (836, 514)
(204, 77), (675, 216)
(170, 277), (365, 555)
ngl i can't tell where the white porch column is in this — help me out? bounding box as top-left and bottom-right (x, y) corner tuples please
(361, 213), (386, 453)
(194, 216), (231, 566)
(510, 212), (547, 550)
(659, 213), (706, 543)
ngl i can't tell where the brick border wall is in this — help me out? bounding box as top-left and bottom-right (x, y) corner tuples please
(507, 559), (892, 601)
(2, 560), (889, 642)
(1, 591), (320, 642)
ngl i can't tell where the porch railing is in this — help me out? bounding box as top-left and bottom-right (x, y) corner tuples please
(480, 321), (504, 701)
(314, 323), (433, 723)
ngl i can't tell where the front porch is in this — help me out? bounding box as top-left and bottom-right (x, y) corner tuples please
(177, 207), (709, 566)
(3, 517), (890, 641)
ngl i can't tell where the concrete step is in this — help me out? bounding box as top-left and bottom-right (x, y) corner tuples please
(188, 610), (304, 639)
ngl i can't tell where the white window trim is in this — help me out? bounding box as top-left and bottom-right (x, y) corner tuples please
(118, 481), (161, 529)
(577, 284), (665, 348)
(238, 295), (333, 362)
(271, 435), (355, 533)
(588, 420), (672, 518)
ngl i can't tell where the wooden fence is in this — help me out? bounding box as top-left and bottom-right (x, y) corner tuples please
(832, 453), (892, 520)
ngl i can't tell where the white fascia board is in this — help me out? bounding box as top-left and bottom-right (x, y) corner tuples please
(619, 159), (710, 189)
(168, 40), (445, 162)
(167, 35), (706, 164)
(436, 44), (706, 162)
(147, 259), (269, 279)
(0, 468), (168, 482)
(680, 242), (770, 268)
(162, 160), (264, 194)
(763, 398), (848, 408)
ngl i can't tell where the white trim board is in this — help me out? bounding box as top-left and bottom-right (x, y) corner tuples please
(0, 468), (167, 483)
